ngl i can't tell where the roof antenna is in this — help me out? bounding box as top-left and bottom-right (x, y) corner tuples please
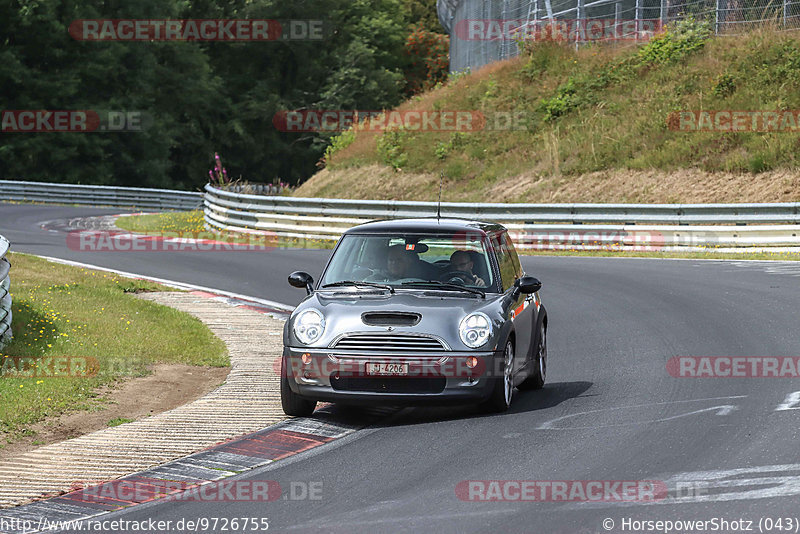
(436, 172), (443, 220)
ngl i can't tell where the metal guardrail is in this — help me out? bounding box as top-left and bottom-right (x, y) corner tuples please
(0, 180), (202, 211)
(0, 235), (12, 350)
(203, 183), (800, 249)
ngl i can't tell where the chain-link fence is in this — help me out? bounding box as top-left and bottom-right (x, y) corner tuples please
(438, 0), (800, 72)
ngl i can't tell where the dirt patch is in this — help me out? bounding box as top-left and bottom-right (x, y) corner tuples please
(0, 364), (229, 461)
(297, 166), (800, 204)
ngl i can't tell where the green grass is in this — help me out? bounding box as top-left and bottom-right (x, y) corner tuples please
(301, 22), (800, 202)
(0, 253), (228, 444)
(115, 211), (335, 250)
(107, 417), (134, 427)
(115, 211), (207, 234)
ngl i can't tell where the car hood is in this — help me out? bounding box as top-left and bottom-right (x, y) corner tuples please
(286, 289), (506, 351)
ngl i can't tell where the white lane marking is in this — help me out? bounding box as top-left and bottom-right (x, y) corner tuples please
(561, 464), (800, 509)
(536, 396), (746, 430)
(26, 254), (295, 312)
(776, 391), (800, 411)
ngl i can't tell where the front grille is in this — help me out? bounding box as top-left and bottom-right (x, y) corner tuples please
(331, 334), (446, 352)
(330, 375), (446, 394)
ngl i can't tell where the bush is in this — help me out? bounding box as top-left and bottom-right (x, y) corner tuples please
(404, 26), (450, 96)
(636, 17), (712, 66)
(377, 128), (409, 170)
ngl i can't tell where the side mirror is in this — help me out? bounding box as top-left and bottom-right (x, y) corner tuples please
(288, 271), (314, 294)
(515, 276), (542, 294)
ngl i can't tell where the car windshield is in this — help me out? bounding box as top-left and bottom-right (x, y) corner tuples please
(319, 233), (495, 291)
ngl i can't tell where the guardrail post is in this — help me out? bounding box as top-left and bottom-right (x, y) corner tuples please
(0, 235), (12, 350)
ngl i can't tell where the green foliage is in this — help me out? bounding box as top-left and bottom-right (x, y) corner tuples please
(539, 78), (584, 121)
(434, 132), (467, 160)
(748, 153), (771, 173)
(539, 17), (712, 122)
(712, 73), (737, 97)
(0, 0), (425, 188)
(401, 0), (443, 33)
(377, 128), (409, 169)
(324, 130), (356, 162)
(635, 17), (712, 66)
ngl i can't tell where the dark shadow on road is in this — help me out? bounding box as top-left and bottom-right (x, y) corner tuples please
(317, 380), (595, 428)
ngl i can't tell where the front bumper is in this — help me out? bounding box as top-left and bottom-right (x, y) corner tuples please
(282, 346), (502, 405)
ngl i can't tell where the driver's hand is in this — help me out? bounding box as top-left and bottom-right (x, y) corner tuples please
(474, 276), (486, 287)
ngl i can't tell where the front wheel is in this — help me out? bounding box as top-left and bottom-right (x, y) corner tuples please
(280, 360), (316, 417)
(519, 322), (546, 391)
(483, 340), (514, 413)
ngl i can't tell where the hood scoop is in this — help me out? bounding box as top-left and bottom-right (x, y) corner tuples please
(361, 312), (421, 327)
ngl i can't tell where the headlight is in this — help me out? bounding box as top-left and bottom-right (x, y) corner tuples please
(293, 309), (325, 345)
(459, 312), (492, 348)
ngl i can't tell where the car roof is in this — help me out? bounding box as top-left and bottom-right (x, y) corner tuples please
(342, 218), (506, 236)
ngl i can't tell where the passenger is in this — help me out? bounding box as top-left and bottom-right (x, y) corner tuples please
(386, 244), (416, 279)
(366, 244), (417, 281)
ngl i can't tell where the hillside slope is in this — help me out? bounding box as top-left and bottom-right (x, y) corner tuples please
(296, 21), (800, 203)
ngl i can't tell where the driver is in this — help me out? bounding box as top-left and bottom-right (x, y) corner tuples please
(445, 250), (487, 287)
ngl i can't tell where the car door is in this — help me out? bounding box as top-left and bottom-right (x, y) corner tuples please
(492, 232), (534, 378)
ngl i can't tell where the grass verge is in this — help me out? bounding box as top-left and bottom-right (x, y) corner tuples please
(115, 211), (335, 250)
(0, 253), (228, 446)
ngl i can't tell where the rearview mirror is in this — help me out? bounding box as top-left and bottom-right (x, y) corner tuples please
(515, 276), (542, 294)
(288, 271), (314, 294)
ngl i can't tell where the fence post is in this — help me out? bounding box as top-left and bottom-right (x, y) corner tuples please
(614, 1), (622, 38)
(576, 0), (585, 47)
(784, 0), (789, 27)
(715, 0), (720, 34)
(660, 0), (667, 26)
(635, 0), (642, 39)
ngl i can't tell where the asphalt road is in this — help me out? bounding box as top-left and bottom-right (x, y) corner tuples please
(3, 203), (800, 534)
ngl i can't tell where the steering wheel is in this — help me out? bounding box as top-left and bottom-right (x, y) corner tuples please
(440, 270), (475, 285)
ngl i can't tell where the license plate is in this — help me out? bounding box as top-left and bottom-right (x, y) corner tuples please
(365, 362), (409, 376)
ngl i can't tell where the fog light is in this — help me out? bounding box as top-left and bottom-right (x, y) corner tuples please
(466, 356), (479, 369)
(301, 353), (312, 365)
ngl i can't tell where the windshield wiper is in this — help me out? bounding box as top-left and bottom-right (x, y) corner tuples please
(400, 280), (485, 298)
(321, 281), (395, 293)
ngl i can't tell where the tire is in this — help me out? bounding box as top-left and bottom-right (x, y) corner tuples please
(280, 360), (316, 417)
(483, 340), (514, 413)
(519, 322), (546, 391)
